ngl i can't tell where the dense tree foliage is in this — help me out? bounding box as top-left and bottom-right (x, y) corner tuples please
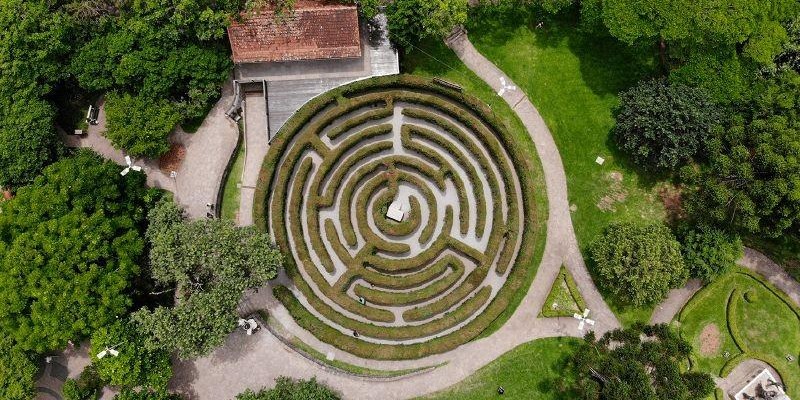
(613, 78), (720, 171)
(104, 93), (183, 158)
(682, 72), (800, 238)
(114, 389), (183, 400)
(591, 223), (687, 306)
(0, 0), (71, 186)
(68, 0), (234, 157)
(679, 225), (743, 282)
(132, 200), (283, 357)
(581, 0), (798, 101)
(386, 0), (468, 45)
(62, 365), (105, 400)
(559, 324), (715, 400)
(776, 17), (800, 73)
(0, 337), (38, 400)
(91, 320), (173, 390)
(236, 377), (340, 400)
(0, 150), (151, 352)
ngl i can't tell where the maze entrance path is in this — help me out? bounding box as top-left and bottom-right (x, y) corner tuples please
(256, 76), (540, 359)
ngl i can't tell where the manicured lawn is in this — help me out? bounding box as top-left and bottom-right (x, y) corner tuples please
(403, 39), (548, 338)
(465, 8), (665, 326)
(221, 144), (244, 221)
(419, 337), (580, 400)
(677, 268), (800, 398)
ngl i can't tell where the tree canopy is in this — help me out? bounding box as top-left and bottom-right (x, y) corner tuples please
(90, 320), (173, 390)
(0, 0), (71, 187)
(560, 324), (715, 400)
(683, 71), (800, 238)
(591, 223), (687, 306)
(132, 200), (283, 357)
(104, 92), (183, 158)
(236, 377), (340, 400)
(67, 0), (234, 156)
(679, 225), (743, 282)
(0, 150), (151, 352)
(386, 0), (468, 46)
(0, 337), (38, 400)
(613, 78), (720, 171)
(581, 0), (799, 101)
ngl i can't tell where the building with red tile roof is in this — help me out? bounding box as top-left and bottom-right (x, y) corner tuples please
(227, 0), (361, 64)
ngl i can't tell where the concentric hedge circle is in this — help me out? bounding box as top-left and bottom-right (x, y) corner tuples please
(255, 75), (541, 359)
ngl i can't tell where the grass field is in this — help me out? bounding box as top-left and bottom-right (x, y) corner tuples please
(419, 337), (580, 400)
(220, 145), (244, 221)
(403, 39), (549, 338)
(465, 8), (666, 326)
(678, 269), (800, 398)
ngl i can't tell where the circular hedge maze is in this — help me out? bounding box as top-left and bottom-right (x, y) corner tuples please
(255, 76), (541, 360)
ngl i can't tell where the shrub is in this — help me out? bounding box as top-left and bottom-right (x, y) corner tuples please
(613, 78), (721, 171)
(385, 0), (468, 46)
(104, 92), (182, 159)
(679, 224), (743, 282)
(591, 222), (688, 306)
(62, 365), (104, 400)
(236, 377), (340, 400)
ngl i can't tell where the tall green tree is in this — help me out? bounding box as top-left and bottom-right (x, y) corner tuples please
(683, 71), (800, 238)
(0, 150), (150, 352)
(679, 225), (743, 282)
(0, 337), (38, 400)
(560, 324), (714, 400)
(69, 0), (233, 156)
(90, 320), (173, 390)
(613, 78), (720, 171)
(386, 0), (468, 46)
(132, 200), (283, 357)
(0, 0), (72, 186)
(236, 377), (340, 400)
(581, 0), (799, 100)
(104, 92), (182, 158)
(591, 223), (687, 306)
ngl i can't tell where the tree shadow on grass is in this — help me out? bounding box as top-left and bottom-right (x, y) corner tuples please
(466, 5), (657, 99)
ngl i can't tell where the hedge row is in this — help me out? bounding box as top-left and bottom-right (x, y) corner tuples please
(403, 123), (474, 235)
(326, 106), (394, 141)
(371, 193), (422, 237)
(254, 75), (541, 359)
(353, 255), (465, 307)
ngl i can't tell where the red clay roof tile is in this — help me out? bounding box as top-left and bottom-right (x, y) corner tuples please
(228, 0), (361, 63)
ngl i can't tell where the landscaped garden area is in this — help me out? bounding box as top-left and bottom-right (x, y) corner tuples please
(677, 268), (800, 398)
(420, 337), (581, 400)
(255, 75), (546, 359)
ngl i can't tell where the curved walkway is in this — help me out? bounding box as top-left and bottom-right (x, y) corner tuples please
(171, 32), (619, 400)
(650, 247), (800, 325)
(61, 82), (239, 220)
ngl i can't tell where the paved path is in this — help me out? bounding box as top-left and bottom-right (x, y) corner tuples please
(62, 82), (239, 220)
(237, 93), (270, 227)
(445, 31), (619, 331)
(650, 247), (800, 325)
(170, 32), (619, 400)
(649, 279), (703, 325)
